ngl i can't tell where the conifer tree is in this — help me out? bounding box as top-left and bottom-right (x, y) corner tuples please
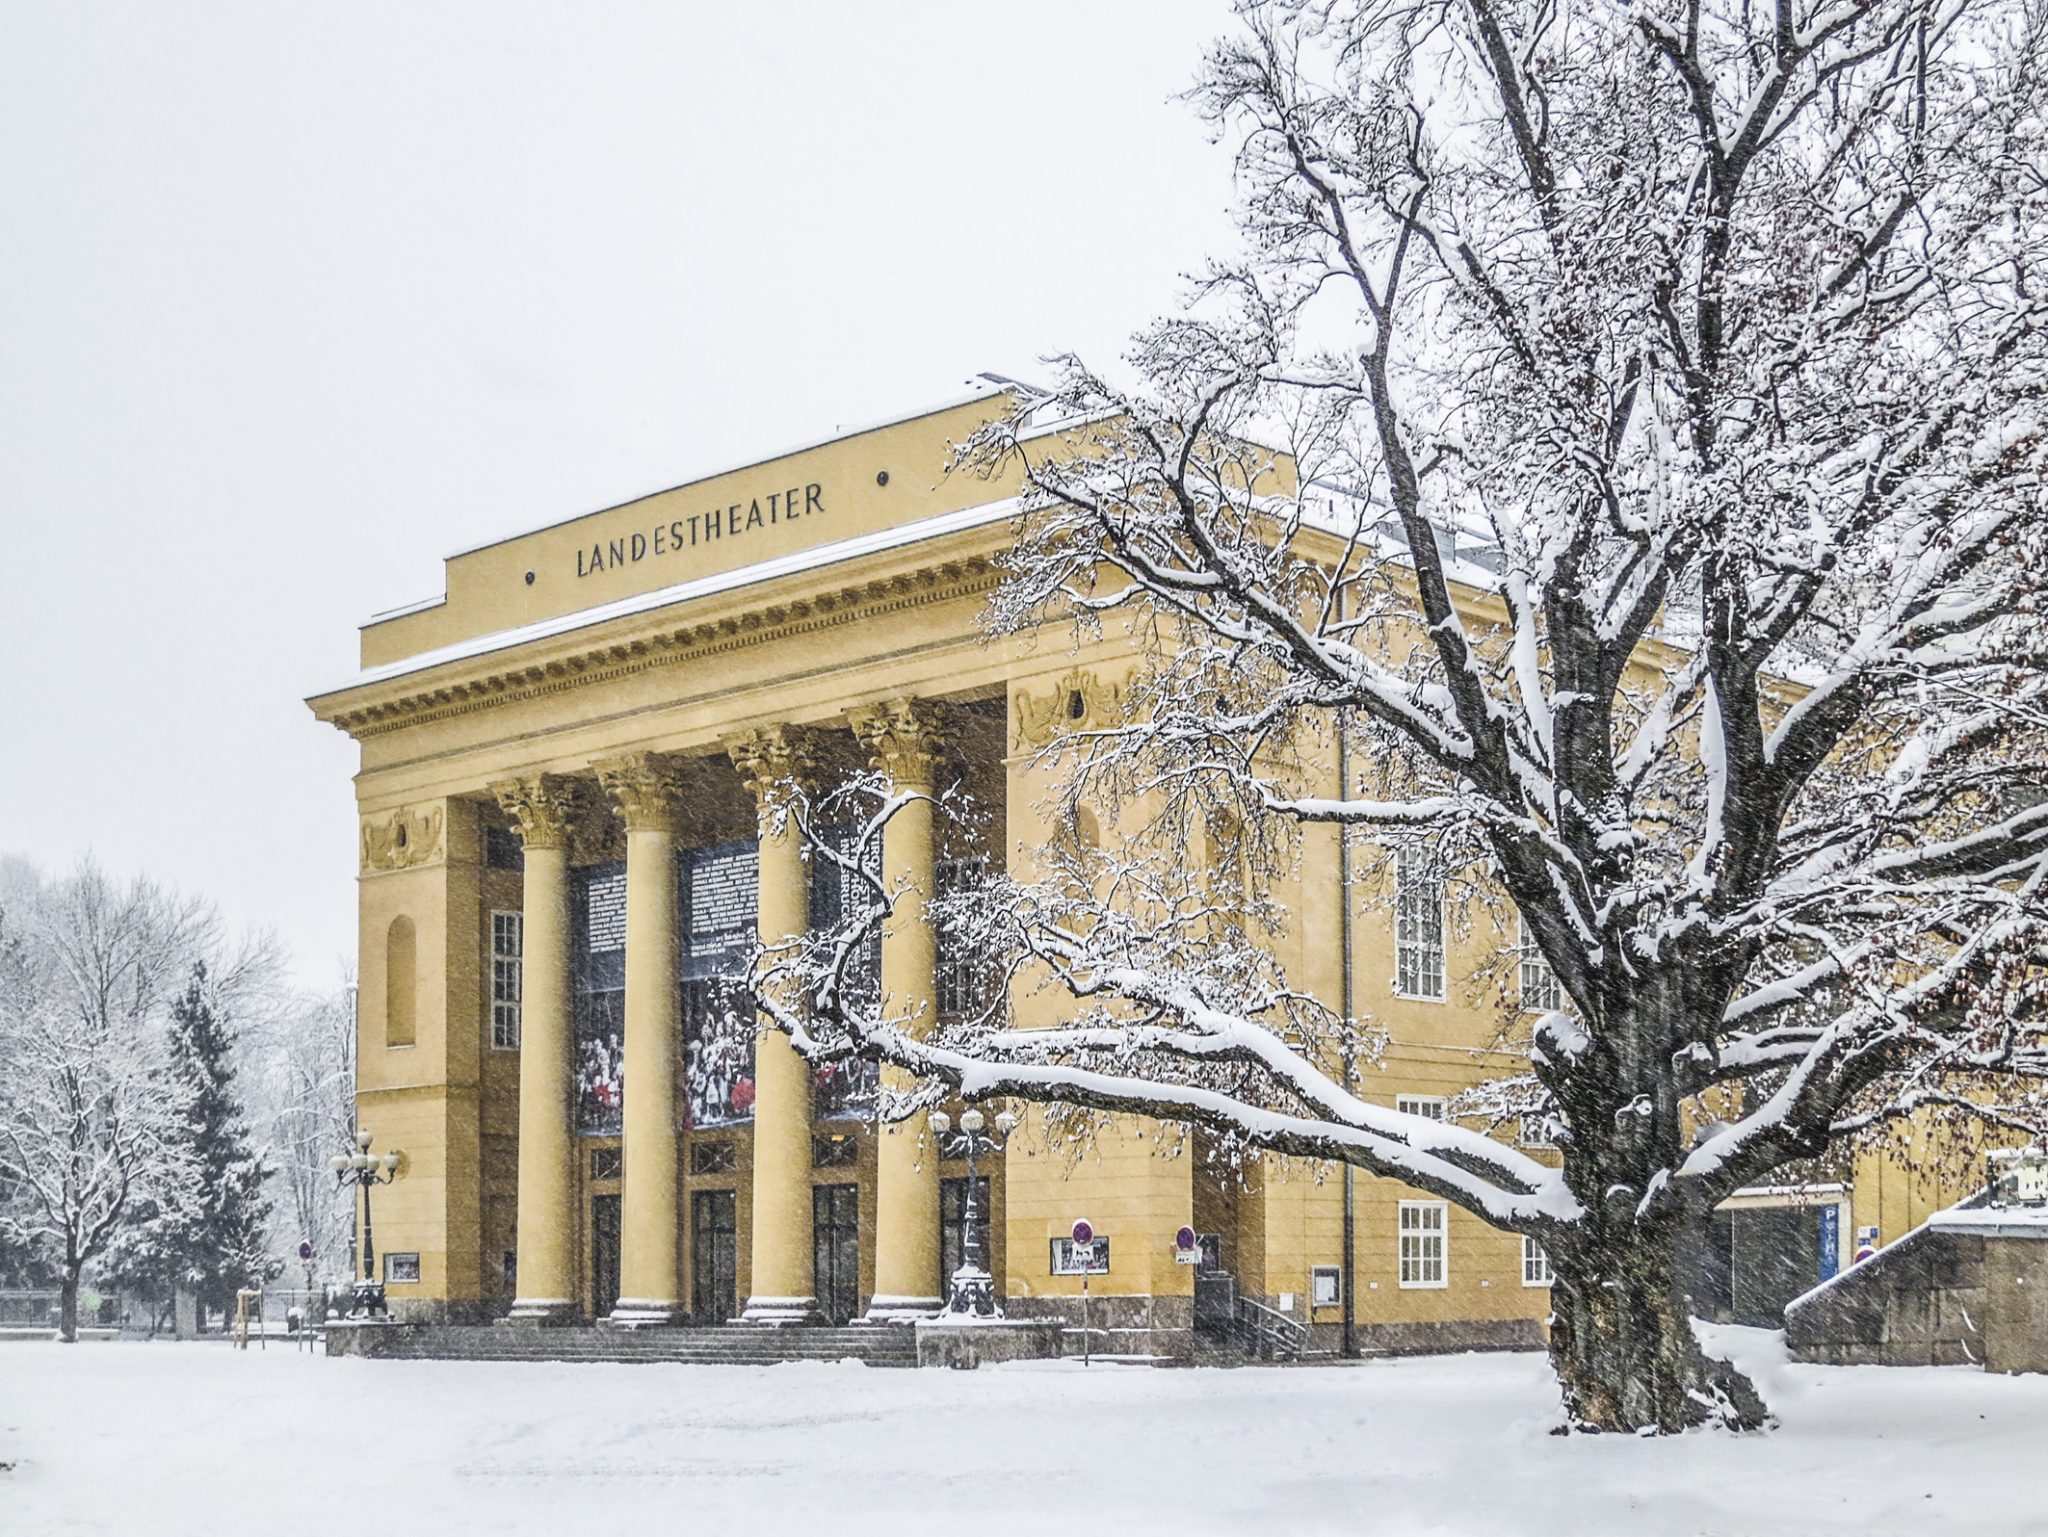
(114, 964), (281, 1328)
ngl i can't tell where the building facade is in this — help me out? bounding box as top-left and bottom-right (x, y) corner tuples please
(308, 384), (1961, 1357)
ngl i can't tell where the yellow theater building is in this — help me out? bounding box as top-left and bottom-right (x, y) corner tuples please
(307, 382), (1960, 1358)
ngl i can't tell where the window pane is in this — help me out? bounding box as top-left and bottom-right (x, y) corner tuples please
(1395, 850), (1445, 999)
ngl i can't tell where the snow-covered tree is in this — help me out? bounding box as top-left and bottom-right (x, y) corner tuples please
(0, 862), (207, 1340)
(756, 0), (2048, 1432)
(254, 977), (356, 1283)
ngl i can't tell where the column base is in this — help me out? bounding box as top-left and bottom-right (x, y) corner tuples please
(501, 1298), (582, 1327)
(604, 1301), (684, 1329)
(740, 1296), (821, 1326)
(861, 1294), (943, 1324)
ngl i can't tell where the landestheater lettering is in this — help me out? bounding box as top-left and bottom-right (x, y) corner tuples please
(577, 481), (827, 578)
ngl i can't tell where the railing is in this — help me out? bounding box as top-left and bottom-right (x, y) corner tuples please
(0, 1290), (61, 1328)
(1234, 1294), (1313, 1361)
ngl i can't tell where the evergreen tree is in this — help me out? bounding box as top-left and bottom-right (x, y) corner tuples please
(110, 964), (281, 1328)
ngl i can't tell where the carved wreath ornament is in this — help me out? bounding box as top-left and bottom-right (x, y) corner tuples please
(1012, 668), (1127, 749)
(360, 806), (445, 872)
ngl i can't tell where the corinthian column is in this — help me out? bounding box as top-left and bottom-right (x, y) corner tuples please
(848, 698), (954, 1322)
(594, 752), (687, 1327)
(490, 774), (585, 1324)
(724, 725), (822, 1324)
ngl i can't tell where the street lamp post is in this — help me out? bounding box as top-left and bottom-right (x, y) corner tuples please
(329, 1130), (402, 1319)
(926, 1106), (1018, 1318)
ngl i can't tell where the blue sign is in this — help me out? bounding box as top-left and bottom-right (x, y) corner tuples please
(1818, 1205), (1841, 1281)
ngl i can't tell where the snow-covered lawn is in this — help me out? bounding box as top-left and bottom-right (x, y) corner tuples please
(3, 1328), (2041, 1536)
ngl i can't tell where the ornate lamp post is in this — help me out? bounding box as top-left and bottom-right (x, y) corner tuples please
(329, 1130), (401, 1318)
(926, 1106), (1018, 1318)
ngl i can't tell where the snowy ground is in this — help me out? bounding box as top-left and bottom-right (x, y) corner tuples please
(3, 1328), (2042, 1537)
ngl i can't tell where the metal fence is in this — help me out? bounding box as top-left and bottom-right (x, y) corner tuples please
(0, 1289), (62, 1328)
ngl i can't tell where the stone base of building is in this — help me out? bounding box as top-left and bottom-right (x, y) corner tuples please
(1330, 1317), (1546, 1356)
(356, 1297), (509, 1327)
(324, 1319), (410, 1357)
(323, 1320), (921, 1366)
(1004, 1293), (1195, 1363)
(914, 1317), (1066, 1369)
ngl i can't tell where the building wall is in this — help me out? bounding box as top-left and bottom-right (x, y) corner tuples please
(315, 389), (1977, 1347)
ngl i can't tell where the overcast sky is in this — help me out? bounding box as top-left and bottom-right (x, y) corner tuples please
(0, 1), (1240, 986)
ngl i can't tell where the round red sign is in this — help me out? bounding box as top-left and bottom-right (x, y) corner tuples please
(1175, 1226), (1197, 1251)
(1071, 1219), (1093, 1246)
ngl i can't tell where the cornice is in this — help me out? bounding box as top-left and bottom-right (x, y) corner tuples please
(324, 555), (1001, 742)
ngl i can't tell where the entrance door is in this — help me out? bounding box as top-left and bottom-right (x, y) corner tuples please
(812, 1183), (859, 1325)
(1730, 1207), (1826, 1325)
(692, 1189), (738, 1324)
(591, 1193), (622, 1318)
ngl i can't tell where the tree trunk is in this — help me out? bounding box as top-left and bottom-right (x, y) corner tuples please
(1547, 1232), (1769, 1433)
(58, 1270), (80, 1344)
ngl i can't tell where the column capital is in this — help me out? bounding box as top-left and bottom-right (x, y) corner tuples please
(592, 751), (689, 835)
(489, 774), (587, 852)
(848, 698), (956, 790)
(722, 724), (823, 809)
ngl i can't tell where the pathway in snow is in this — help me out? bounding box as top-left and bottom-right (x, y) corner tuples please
(2, 1328), (2040, 1536)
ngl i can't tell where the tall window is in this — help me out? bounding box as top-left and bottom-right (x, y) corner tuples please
(940, 1175), (991, 1283)
(1518, 916), (1563, 1014)
(1522, 1235), (1553, 1287)
(935, 855), (991, 1022)
(1398, 1200), (1448, 1287)
(490, 910), (523, 1050)
(1394, 850), (1446, 1000)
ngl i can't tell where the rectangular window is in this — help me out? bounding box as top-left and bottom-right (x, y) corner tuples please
(1397, 1094), (1448, 1121)
(1398, 1201), (1447, 1288)
(935, 855), (992, 1021)
(811, 1132), (859, 1169)
(384, 1252), (421, 1286)
(939, 1175), (992, 1283)
(1394, 850), (1446, 1000)
(588, 1145), (622, 1182)
(1517, 1115), (1558, 1150)
(690, 1140), (737, 1176)
(490, 910), (523, 1050)
(1518, 917), (1563, 1014)
(1522, 1236), (1553, 1287)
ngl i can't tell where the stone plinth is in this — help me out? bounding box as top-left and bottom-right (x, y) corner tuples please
(322, 1319), (413, 1359)
(1786, 1205), (2048, 1371)
(914, 1318), (1066, 1370)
